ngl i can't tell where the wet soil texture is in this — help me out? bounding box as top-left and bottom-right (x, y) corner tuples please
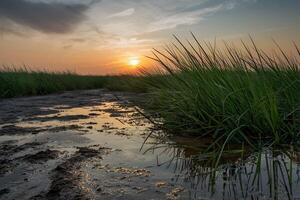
(1, 89), (300, 200)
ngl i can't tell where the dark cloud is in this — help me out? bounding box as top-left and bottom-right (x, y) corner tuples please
(0, 0), (93, 34)
(0, 26), (27, 37)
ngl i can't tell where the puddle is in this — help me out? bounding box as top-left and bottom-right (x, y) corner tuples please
(0, 89), (300, 199)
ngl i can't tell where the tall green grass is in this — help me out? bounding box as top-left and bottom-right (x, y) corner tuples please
(0, 67), (149, 98)
(143, 34), (300, 144)
(2, 35), (300, 145)
(0, 67), (109, 98)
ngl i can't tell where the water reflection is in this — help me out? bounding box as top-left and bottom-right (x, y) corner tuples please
(3, 93), (300, 199)
(145, 135), (300, 199)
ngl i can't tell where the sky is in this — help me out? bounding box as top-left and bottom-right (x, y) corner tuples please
(0, 0), (299, 74)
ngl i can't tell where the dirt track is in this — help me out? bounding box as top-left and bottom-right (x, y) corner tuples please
(0, 90), (187, 200)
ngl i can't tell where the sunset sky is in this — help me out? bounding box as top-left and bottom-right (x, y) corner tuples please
(0, 0), (299, 74)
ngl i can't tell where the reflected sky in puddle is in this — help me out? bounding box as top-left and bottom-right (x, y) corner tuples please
(1, 99), (300, 199)
(17, 102), (146, 133)
(144, 141), (300, 199)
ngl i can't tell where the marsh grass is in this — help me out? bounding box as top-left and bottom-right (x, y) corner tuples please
(103, 75), (149, 93)
(2, 35), (300, 146)
(143, 34), (300, 145)
(0, 67), (149, 98)
(0, 67), (109, 98)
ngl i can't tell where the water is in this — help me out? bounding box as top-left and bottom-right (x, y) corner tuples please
(0, 90), (300, 199)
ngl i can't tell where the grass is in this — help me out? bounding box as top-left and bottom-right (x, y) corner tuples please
(139, 33), (300, 199)
(0, 67), (149, 98)
(0, 67), (108, 98)
(142, 34), (300, 145)
(1, 35), (300, 145)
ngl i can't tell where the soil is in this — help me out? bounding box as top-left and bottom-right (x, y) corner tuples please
(0, 89), (187, 200)
(1, 89), (300, 200)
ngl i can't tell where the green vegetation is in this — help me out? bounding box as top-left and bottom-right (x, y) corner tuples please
(0, 67), (109, 98)
(103, 75), (149, 93)
(1, 35), (300, 145)
(0, 68), (150, 98)
(143, 35), (300, 145)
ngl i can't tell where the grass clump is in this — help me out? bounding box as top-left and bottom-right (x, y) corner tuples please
(144, 34), (300, 144)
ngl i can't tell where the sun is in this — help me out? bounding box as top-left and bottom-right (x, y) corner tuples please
(128, 57), (140, 67)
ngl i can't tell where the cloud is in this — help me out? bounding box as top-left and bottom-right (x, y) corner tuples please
(103, 37), (155, 49)
(0, 26), (27, 37)
(146, 4), (224, 33)
(0, 0), (93, 34)
(71, 38), (87, 43)
(107, 8), (135, 18)
(143, 0), (257, 33)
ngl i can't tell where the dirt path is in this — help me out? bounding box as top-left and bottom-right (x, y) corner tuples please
(0, 90), (187, 200)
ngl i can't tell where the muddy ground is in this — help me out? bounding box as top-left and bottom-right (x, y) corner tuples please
(2, 89), (300, 200)
(0, 89), (189, 200)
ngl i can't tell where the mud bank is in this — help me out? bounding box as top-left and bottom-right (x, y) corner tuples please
(0, 90), (187, 200)
(1, 89), (300, 200)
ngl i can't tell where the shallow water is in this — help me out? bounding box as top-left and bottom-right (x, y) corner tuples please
(0, 89), (300, 200)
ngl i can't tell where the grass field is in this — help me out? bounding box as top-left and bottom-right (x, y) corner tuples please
(142, 35), (300, 145)
(1, 36), (300, 146)
(0, 68), (107, 98)
(0, 68), (149, 98)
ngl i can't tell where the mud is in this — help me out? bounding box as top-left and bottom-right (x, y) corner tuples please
(1, 89), (300, 200)
(0, 89), (187, 200)
(45, 146), (110, 200)
(22, 149), (62, 164)
(0, 141), (44, 176)
(0, 125), (43, 135)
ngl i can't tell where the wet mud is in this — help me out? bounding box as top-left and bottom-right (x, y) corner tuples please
(1, 89), (300, 200)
